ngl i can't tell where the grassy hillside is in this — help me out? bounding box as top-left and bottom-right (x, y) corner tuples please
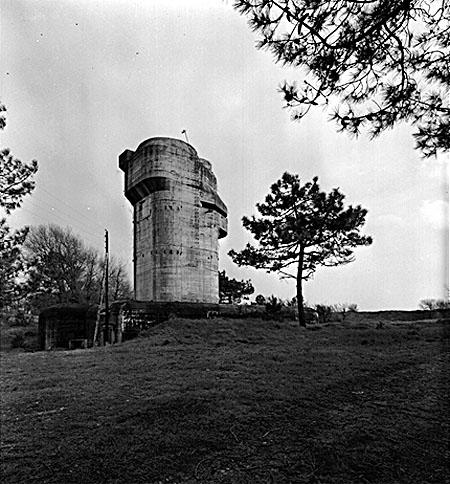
(1, 317), (449, 483)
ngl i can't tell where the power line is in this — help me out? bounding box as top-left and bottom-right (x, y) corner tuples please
(28, 197), (102, 240)
(19, 202), (132, 256)
(37, 186), (105, 231)
(18, 205), (103, 247)
(34, 187), (133, 253)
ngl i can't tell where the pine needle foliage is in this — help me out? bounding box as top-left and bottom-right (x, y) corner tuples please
(229, 173), (372, 326)
(234, 0), (450, 157)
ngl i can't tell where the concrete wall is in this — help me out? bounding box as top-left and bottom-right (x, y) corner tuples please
(119, 138), (227, 303)
(38, 305), (97, 350)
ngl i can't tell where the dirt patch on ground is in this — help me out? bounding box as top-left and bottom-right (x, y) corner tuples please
(1, 318), (449, 483)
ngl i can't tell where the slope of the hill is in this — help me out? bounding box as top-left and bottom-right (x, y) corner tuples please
(1, 317), (449, 483)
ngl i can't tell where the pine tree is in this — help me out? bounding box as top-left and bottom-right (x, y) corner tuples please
(234, 0), (450, 157)
(229, 173), (372, 326)
(218, 270), (254, 302)
(0, 103), (38, 308)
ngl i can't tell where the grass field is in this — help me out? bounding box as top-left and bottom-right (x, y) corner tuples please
(1, 316), (449, 483)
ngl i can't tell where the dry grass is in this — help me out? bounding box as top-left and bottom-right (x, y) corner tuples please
(1, 317), (449, 483)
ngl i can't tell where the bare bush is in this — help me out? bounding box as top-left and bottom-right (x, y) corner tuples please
(336, 303), (359, 320)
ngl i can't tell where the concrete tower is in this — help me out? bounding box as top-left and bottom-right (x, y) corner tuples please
(119, 137), (227, 303)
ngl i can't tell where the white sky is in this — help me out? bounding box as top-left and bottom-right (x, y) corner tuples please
(1, 0), (448, 310)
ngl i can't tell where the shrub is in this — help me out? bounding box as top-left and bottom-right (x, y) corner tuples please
(314, 304), (334, 324)
(334, 303), (359, 321)
(255, 294), (266, 305)
(303, 307), (319, 324)
(265, 296), (283, 314)
(10, 330), (26, 349)
(436, 299), (450, 310)
(4, 310), (32, 327)
(2, 322), (39, 351)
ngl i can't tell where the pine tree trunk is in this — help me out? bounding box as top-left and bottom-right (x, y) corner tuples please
(297, 248), (306, 327)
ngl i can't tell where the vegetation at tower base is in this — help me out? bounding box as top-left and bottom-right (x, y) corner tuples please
(218, 270), (255, 303)
(0, 103), (38, 309)
(229, 173), (372, 327)
(233, 0), (450, 157)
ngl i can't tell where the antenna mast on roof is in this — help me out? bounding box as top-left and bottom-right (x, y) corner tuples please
(181, 129), (189, 144)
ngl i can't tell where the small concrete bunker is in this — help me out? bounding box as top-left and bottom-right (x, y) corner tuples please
(38, 305), (97, 350)
(119, 137), (228, 304)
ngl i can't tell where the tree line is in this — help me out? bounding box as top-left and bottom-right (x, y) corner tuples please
(2, 222), (131, 313)
(23, 225), (131, 310)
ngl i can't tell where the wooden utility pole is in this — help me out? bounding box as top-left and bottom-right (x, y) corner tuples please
(104, 229), (109, 344)
(93, 269), (105, 345)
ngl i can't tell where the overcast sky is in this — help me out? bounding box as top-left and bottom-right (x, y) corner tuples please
(2, 0), (448, 310)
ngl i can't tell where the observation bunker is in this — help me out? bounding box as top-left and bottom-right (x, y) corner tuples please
(119, 137), (228, 304)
